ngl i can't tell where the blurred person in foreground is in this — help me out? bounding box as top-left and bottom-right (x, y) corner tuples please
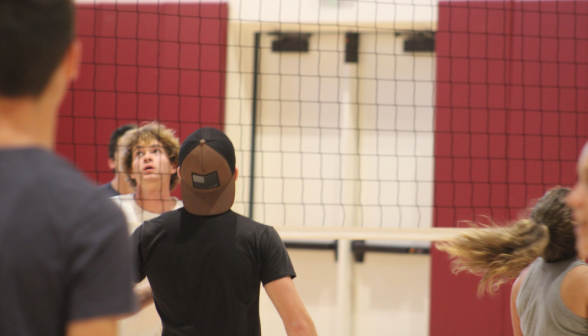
(0, 0), (135, 335)
(437, 188), (588, 336)
(99, 123), (137, 197)
(567, 142), (588, 259)
(131, 127), (317, 336)
(112, 122), (183, 336)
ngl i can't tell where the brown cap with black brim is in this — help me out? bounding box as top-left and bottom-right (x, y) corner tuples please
(179, 128), (236, 216)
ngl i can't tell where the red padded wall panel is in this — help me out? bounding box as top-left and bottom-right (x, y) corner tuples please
(432, 1), (588, 335)
(56, 3), (228, 190)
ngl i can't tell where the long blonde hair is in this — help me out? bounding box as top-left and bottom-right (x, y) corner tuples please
(436, 187), (576, 296)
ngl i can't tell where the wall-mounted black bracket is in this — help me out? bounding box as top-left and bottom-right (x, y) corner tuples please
(284, 240), (338, 261)
(395, 30), (435, 53)
(345, 32), (359, 63)
(351, 240), (430, 263)
(283, 239), (430, 263)
(270, 32), (312, 52)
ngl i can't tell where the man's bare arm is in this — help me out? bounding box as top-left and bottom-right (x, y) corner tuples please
(66, 316), (118, 336)
(265, 277), (317, 336)
(135, 282), (155, 310)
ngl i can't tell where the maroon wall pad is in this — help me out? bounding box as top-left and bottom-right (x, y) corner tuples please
(57, 2), (228, 190)
(432, 1), (588, 335)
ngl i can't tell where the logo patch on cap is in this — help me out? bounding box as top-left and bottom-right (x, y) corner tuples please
(192, 172), (220, 189)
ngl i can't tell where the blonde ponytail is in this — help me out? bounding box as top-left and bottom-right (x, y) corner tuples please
(437, 220), (549, 296)
(436, 187), (575, 296)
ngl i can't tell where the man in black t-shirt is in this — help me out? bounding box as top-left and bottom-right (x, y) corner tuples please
(132, 128), (317, 336)
(0, 1), (136, 335)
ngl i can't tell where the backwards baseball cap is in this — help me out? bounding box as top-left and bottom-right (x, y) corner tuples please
(179, 127), (236, 216)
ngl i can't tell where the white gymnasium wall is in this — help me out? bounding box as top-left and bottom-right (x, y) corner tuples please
(226, 2), (438, 230)
(229, 0), (437, 29)
(223, 0), (437, 334)
(241, 32), (436, 229)
(243, 34), (435, 336)
(259, 250), (431, 336)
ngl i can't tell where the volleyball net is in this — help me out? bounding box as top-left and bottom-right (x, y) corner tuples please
(60, 0), (588, 241)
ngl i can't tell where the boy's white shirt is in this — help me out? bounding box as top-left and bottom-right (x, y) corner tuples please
(111, 193), (183, 233)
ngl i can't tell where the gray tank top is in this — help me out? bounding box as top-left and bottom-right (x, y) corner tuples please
(516, 257), (588, 336)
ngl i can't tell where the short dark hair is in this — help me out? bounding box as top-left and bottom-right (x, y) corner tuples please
(108, 124), (137, 160)
(0, 0), (75, 97)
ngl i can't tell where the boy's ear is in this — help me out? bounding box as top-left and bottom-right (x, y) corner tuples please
(107, 158), (116, 171)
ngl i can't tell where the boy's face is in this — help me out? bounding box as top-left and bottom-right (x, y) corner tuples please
(130, 139), (176, 187)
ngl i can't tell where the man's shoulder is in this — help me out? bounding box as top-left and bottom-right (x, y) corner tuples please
(2, 148), (77, 181)
(232, 211), (267, 227)
(232, 211), (277, 239)
(141, 208), (182, 233)
(7, 149), (99, 198)
(0, 149), (129, 268)
(3, 149), (125, 228)
(48, 160), (118, 214)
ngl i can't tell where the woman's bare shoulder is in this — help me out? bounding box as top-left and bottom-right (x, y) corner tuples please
(561, 263), (588, 318)
(564, 263), (588, 286)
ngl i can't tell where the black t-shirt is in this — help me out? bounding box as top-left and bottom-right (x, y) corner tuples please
(132, 208), (296, 336)
(0, 149), (136, 335)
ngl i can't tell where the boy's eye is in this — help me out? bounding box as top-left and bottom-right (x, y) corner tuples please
(136, 151), (144, 157)
(153, 149), (161, 154)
